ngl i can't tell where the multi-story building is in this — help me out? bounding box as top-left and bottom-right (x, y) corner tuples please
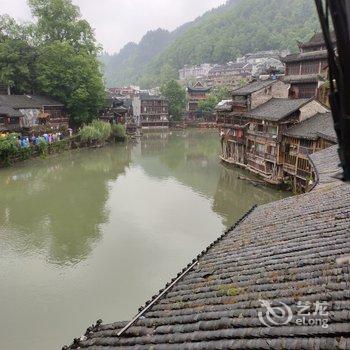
(108, 86), (140, 99)
(179, 64), (212, 81)
(133, 93), (169, 129)
(205, 62), (251, 88)
(217, 79), (328, 184)
(186, 82), (211, 120)
(0, 95), (69, 131)
(282, 112), (337, 191)
(282, 32), (336, 99)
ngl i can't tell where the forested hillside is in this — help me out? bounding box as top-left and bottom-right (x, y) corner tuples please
(101, 0), (240, 87)
(102, 0), (320, 88)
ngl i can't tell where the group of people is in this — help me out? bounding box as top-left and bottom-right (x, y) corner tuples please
(17, 130), (73, 148)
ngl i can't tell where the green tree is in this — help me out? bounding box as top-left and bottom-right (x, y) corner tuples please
(198, 95), (219, 112)
(159, 64), (178, 86)
(0, 1), (105, 125)
(0, 15), (36, 94)
(212, 86), (231, 101)
(197, 87), (231, 113)
(28, 0), (97, 54)
(36, 41), (105, 124)
(161, 80), (186, 121)
(30, 0), (105, 125)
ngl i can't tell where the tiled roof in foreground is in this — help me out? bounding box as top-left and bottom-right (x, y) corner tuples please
(65, 147), (350, 350)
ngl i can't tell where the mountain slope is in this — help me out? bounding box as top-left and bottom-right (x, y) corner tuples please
(100, 0), (241, 87)
(103, 0), (320, 88)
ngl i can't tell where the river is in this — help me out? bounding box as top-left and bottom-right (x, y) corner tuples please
(0, 129), (288, 349)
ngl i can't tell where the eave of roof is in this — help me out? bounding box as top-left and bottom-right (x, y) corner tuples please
(299, 31), (336, 49)
(283, 50), (328, 63)
(283, 74), (321, 84)
(245, 98), (311, 121)
(232, 80), (275, 96)
(0, 105), (23, 117)
(0, 95), (64, 109)
(187, 86), (211, 93)
(284, 112), (337, 142)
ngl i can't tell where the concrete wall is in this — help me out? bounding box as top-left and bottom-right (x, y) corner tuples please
(251, 80), (289, 109)
(132, 96), (141, 126)
(271, 80), (290, 98)
(299, 100), (329, 121)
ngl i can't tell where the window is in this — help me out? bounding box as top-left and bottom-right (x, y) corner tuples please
(0, 116), (4, 124)
(301, 61), (320, 75)
(257, 124), (264, 132)
(9, 117), (18, 124)
(248, 140), (254, 150)
(297, 158), (310, 171)
(300, 139), (312, 148)
(267, 126), (277, 135)
(297, 83), (317, 98)
(287, 63), (300, 75)
(256, 143), (265, 153)
(285, 154), (297, 165)
(267, 145), (276, 155)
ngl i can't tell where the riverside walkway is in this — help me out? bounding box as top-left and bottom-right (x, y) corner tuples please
(64, 145), (350, 350)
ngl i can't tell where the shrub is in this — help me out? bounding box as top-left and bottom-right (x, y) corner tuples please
(0, 133), (20, 165)
(18, 146), (33, 160)
(78, 120), (112, 144)
(112, 123), (126, 140)
(91, 120), (112, 141)
(50, 139), (69, 153)
(79, 124), (101, 143)
(37, 138), (48, 156)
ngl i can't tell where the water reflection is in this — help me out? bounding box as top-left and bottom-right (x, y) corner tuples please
(0, 130), (288, 350)
(0, 130), (287, 266)
(0, 146), (132, 265)
(134, 130), (287, 226)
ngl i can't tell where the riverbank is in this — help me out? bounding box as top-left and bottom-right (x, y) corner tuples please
(0, 136), (126, 168)
(0, 121), (126, 168)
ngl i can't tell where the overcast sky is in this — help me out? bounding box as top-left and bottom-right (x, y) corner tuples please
(1, 0), (227, 53)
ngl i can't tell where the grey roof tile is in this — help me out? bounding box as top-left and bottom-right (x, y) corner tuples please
(284, 112), (337, 142)
(283, 50), (328, 63)
(0, 95), (63, 109)
(232, 80), (275, 96)
(0, 104), (23, 117)
(245, 98), (310, 121)
(187, 86), (211, 93)
(283, 74), (320, 84)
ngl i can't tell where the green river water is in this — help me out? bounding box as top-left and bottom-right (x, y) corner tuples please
(0, 129), (288, 349)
